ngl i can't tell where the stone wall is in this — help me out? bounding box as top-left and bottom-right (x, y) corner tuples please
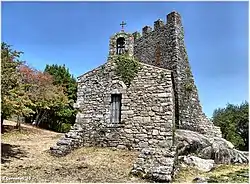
(109, 32), (134, 57)
(131, 148), (177, 182)
(133, 11), (221, 137)
(51, 57), (175, 155)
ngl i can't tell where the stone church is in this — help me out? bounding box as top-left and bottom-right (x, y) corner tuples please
(51, 11), (248, 181)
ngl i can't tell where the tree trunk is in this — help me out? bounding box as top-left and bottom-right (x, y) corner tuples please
(37, 110), (47, 127)
(243, 139), (249, 151)
(35, 110), (42, 126)
(15, 115), (21, 131)
(1, 116), (4, 133)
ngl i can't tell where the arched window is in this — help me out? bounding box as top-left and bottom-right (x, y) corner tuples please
(116, 37), (125, 55)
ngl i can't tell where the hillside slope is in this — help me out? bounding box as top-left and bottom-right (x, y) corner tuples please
(1, 120), (248, 183)
(1, 121), (143, 183)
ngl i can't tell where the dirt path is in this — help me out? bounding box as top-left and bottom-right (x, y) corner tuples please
(1, 120), (142, 183)
(2, 120), (62, 163)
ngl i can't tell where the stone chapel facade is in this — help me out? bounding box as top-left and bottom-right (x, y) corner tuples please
(50, 11), (222, 156)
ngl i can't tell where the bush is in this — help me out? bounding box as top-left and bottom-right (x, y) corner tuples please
(113, 54), (140, 86)
(212, 101), (249, 151)
(60, 123), (71, 133)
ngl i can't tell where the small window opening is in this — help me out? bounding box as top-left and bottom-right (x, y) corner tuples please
(111, 94), (122, 123)
(116, 37), (125, 55)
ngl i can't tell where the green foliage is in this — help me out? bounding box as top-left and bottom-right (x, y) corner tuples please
(43, 64), (77, 132)
(184, 82), (193, 92)
(1, 43), (21, 118)
(212, 101), (249, 151)
(44, 64), (77, 101)
(1, 42), (74, 133)
(1, 42), (34, 128)
(60, 123), (72, 133)
(19, 64), (68, 128)
(133, 32), (141, 39)
(113, 54), (140, 86)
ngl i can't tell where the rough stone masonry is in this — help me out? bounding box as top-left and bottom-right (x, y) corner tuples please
(51, 11), (248, 182)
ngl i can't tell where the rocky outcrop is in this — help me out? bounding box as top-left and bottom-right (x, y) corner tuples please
(175, 129), (249, 164)
(178, 155), (215, 172)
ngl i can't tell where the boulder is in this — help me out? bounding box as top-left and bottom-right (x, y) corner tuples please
(211, 137), (234, 149)
(175, 129), (249, 164)
(50, 145), (71, 157)
(179, 155), (214, 172)
(175, 129), (211, 155)
(193, 176), (209, 183)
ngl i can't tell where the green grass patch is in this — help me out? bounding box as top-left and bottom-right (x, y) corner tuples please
(207, 168), (249, 183)
(173, 164), (249, 183)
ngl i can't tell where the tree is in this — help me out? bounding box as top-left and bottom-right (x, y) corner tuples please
(235, 102), (249, 150)
(1, 42), (33, 130)
(212, 101), (249, 151)
(44, 64), (77, 101)
(19, 64), (68, 127)
(1, 42), (71, 132)
(43, 64), (77, 132)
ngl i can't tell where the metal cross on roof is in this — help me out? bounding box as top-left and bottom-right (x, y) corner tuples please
(120, 21), (127, 32)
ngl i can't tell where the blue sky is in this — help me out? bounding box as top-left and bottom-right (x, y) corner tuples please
(2, 1), (248, 117)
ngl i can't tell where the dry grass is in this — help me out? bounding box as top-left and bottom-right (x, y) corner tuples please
(1, 120), (248, 183)
(1, 121), (144, 183)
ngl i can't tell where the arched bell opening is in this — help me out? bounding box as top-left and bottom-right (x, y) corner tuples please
(116, 37), (125, 55)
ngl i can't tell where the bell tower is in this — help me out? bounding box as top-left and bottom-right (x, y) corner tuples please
(109, 21), (134, 57)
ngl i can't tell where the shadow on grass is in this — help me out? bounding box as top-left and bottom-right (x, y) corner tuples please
(1, 124), (39, 135)
(1, 143), (28, 164)
(1, 124), (18, 133)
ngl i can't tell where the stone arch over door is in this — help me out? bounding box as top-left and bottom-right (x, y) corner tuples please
(110, 81), (127, 94)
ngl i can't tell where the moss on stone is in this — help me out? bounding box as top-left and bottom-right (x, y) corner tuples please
(184, 82), (193, 92)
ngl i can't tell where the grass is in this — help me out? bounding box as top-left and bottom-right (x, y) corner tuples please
(207, 168), (249, 183)
(1, 120), (249, 183)
(173, 163), (249, 183)
(1, 120), (144, 183)
(2, 147), (143, 183)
